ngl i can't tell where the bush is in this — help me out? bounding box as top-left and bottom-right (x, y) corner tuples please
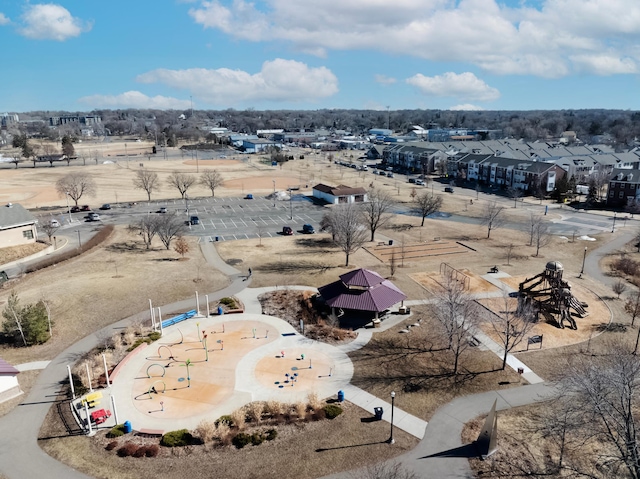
(195, 419), (216, 443)
(160, 429), (193, 447)
(219, 297), (237, 308)
(127, 337), (152, 352)
(132, 446), (147, 458)
(148, 331), (161, 341)
(144, 444), (160, 457)
(105, 441), (119, 451)
(215, 415), (234, 427)
(265, 429), (277, 441)
(323, 404), (343, 419)
(107, 424), (127, 438)
(117, 442), (138, 457)
(232, 432), (252, 449)
(251, 432), (264, 446)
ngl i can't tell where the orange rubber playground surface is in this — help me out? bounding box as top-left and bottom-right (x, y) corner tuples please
(109, 314), (351, 431)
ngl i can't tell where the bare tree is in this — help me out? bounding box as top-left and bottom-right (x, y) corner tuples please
(9, 151), (22, 169)
(481, 201), (506, 239)
(166, 171), (196, 199)
(507, 186), (523, 208)
(626, 290), (640, 326)
(488, 291), (536, 369)
(361, 187), (395, 241)
(133, 169), (160, 201)
(128, 216), (160, 250)
(41, 143), (59, 167)
(55, 172), (97, 206)
(412, 192), (443, 227)
(255, 222), (266, 246)
(613, 279), (628, 299)
(327, 203), (368, 266)
(506, 243), (514, 265)
(389, 251), (397, 278)
(174, 236), (189, 258)
(558, 341), (640, 478)
(528, 212), (543, 246)
(40, 221), (59, 243)
(199, 169), (224, 197)
(433, 277), (480, 374)
(156, 215), (187, 250)
(2, 291), (27, 347)
(532, 221), (552, 256)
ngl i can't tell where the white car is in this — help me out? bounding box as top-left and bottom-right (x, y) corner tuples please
(415, 179), (426, 186)
(88, 213), (100, 221)
(49, 219), (61, 227)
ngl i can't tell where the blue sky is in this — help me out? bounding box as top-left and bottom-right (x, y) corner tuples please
(1, 0), (639, 112)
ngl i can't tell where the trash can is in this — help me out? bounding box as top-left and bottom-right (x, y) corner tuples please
(215, 236), (219, 242)
(388, 239), (394, 246)
(374, 407), (384, 420)
(337, 390), (345, 402)
(123, 421), (132, 434)
(218, 306), (224, 315)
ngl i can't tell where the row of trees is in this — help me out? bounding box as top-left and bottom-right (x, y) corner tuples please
(10, 108), (640, 146)
(128, 214), (187, 250)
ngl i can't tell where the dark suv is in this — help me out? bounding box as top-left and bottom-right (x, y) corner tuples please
(302, 224), (315, 234)
(282, 226), (293, 235)
(190, 216), (200, 225)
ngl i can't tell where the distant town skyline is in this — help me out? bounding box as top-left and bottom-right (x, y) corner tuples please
(1, 1), (639, 112)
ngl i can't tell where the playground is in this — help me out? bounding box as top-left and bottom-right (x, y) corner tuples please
(107, 313), (351, 432)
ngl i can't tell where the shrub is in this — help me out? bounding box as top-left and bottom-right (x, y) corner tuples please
(231, 408), (246, 430)
(294, 401), (307, 419)
(148, 331), (161, 341)
(246, 402), (264, 424)
(219, 297), (236, 307)
(145, 444), (159, 457)
(117, 442), (138, 457)
(265, 429), (277, 441)
(232, 432), (252, 449)
(215, 415), (234, 427)
(132, 446), (147, 458)
(105, 441), (119, 451)
(127, 337), (152, 352)
(195, 419), (217, 443)
(215, 422), (232, 446)
(264, 400), (284, 418)
(160, 429), (193, 447)
(307, 392), (323, 412)
(107, 424), (126, 438)
(251, 432), (264, 446)
(323, 404), (343, 419)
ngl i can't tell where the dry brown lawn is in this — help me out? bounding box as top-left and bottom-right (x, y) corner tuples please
(0, 227), (229, 365)
(39, 400), (417, 479)
(0, 242), (48, 266)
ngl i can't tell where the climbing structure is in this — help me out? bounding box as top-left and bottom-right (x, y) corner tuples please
(517, 261), (588, 329)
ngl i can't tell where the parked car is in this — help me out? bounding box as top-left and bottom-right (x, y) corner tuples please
(88, 213), (100, 221)
(158, 207), (167, 214)
(386, 166), (394, 171)
(415, 179), (426, 186)
(444, 187), (454, 193)
(49, 219), (60, 227)
(245, 194), (254, 199)
(190, 216), (200, 225)
(99, 204), (111, 210)
(387, 172), (394, 178)
(70, 206), (81, 213)
(302, 224), (315, 234)
(81, 205), (91, 211)
(408, 178), (416, 183)
(282, 226), (293, 235)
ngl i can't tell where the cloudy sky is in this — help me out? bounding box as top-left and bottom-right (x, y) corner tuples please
(1, 0), (639, 112)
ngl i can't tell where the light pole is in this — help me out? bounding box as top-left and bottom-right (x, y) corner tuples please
(273, 180), (276, 207)
(65, 192), (72, 224)
(612, 212), (617, 233)
(579, 247), (587, 278)
(185, 194), (189, 215)
(76, 230), (82, 249)
(288, 188), (293, 220)
(389, 391), (396, 444)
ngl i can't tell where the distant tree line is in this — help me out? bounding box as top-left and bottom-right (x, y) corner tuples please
(7, 108), (640, 148)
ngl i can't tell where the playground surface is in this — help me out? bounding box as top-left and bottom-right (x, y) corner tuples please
(105, 313), (353, 432)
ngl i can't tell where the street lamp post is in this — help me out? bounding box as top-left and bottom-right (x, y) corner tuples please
(612, 212), (617, 233)
(273, 180), (276, 207)
(76, 230), (82, 249)
(579, 247), (587, 278)
(389, 391), (396, 444)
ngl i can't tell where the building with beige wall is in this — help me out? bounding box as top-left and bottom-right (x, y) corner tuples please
(0, 203), (37, 249)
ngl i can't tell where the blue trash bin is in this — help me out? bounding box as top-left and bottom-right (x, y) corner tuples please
(218, 306), (224, 315)
(337, 390), (344, 402)
(123, 420), (132, 433)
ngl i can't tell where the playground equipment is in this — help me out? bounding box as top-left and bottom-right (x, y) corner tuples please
(518, 261), (589, 329)
(439, 262), (471, 290)
(146, 364), (166, 378)
(147, 380), (167, 398)
(157, 345), (176, 360)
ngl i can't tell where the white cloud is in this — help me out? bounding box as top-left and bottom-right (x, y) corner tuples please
(136, 59), (338, 105)
(374, 74), (397, 85)
(0, 13), (10, 25)
(19, 4), (91, 41)
(449, 104), (485, 111)
(186, 0), (640, 78)
(406, 72), (500, 102)
(78, 91), (191, 110)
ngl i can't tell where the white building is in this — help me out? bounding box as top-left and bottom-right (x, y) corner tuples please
(0, 358), (21, 404)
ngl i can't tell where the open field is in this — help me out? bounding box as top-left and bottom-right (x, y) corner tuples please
(0, 227), (229, 365)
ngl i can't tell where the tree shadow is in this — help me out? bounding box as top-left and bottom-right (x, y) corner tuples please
(420, 442), (478, 459)
(316, 440), (388, 452)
